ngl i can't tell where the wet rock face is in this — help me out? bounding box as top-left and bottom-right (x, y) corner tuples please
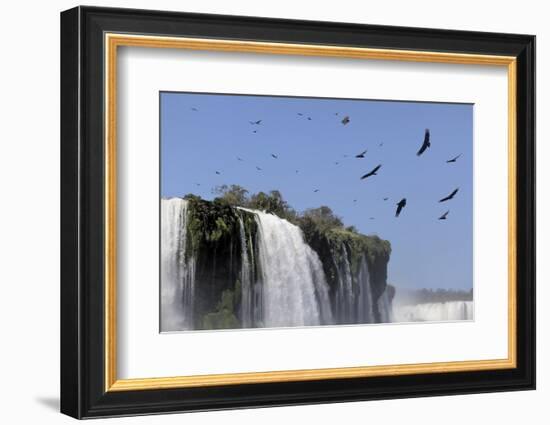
(168, 198), (392, 330)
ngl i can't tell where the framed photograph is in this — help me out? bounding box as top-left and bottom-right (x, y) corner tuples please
(60, 6), (535, 419)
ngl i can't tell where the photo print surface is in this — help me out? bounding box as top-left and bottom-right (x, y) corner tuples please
(160, 92), (473, 332)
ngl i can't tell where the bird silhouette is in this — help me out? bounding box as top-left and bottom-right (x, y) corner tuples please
(369, 217), (375, 220)
(215, 171), (221, 175)
(360, 164), (382, 180)
(439, 188), (459, 203)
(307, 117), (312, 121)
(438, 210), (450, 220)
(334, 161), (340, 165)
(446, 154), (462, 163)
(313, 189), (320, 192)
(355, 149), (368, 158)
(416, 129), (431, 156)
(295, 170), (299, 173)
(191, 107), (198, 111)
(379, 142), (384, 147)
(341, 116), (350, 125)
(297, 113), (303, 116)
(249, 120), (262, 125)
(237, 157), (244, 161)
(383, 197), (389, 201)
(395, 198), (407, 217)
(353, 199), (357, 203)
(271, 154), (278, 159)
(252, 130), (258, 133)
(255, 166), (262, 171)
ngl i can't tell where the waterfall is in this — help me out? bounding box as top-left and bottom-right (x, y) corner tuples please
(237, 214), (253, 328)
(334, 245), (354, 323)
(356, 255), (374, 323)
(377, 286), (394, 323)
(393, 301), (473, 323)
(160, 198), (196, 332)
(251, 210), (333, 327)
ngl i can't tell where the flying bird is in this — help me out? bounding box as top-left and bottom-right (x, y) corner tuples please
(215, 171), (221, 175)
(255, 166), (262, 171)
(416, 129), (431, 156)
(307, 117), (312, 121)
(297, 113), (303, 116)
(295, 170), (299, 173)
(383, 197), (389, 201)
(446, 154), (462, 163)
(438, 210), (450, 220)
(379, 142), (384, 147)
(369, 217), (375, 220)
(395, 198), (407, 217)
(271, 154), (278, 159)
(191, 107), (198, 111)
(355, 149), (368, 158)
(335, 112), (339, 116)
(196, 183), (201, 186)
(439, 188), (459, 203)
(249, 120), (262, 125)
(360, 164), (382, 180)
(237, 157), (244, 161)
(313, 189), (320, 192)
(341, 116), (350, 125)
(334, 161), (340, 165)
(353, 199), (357, 203)
(252, 130), (258, 133)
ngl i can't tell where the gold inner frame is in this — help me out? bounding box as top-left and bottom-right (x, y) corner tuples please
(104, 33), (517, 392)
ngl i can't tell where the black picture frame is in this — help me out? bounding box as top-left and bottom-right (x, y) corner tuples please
(61, 5), (535, 419)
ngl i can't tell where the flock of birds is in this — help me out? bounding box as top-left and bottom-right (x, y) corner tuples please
(189, 107), (463, 221)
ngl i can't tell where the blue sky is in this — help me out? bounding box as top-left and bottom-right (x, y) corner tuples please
(160, 92), (473, 291)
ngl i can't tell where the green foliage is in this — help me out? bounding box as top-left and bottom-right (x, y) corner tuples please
(212, 184), (249, 206)
(201, 289), (240, 330)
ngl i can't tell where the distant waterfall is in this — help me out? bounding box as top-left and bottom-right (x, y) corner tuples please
(161, 198), (196, 332)
(377, 286), (394, 323)
(393, 301), (473, 323)
(357, 255), (374, 323)
(252, 210), (333, 327)
(237, 214), (253, 328)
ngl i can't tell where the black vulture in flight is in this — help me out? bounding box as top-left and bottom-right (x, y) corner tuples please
(395, 198), (407, 217)
(341, 116), (350, 125)
(416, 129), (431, 156)
(360, 164), (382, 180)
(355, 149), (368, 158)
(439, 188), (459, 203)
(271, 154), (278, 159)
(249, 120), (262, 125)
(438, 210), (450, 220)
(446, 154), (462, 163)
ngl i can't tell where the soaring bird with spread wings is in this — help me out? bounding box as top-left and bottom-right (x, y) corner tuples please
(438, 210), (450, 220)
(355, 149), (367, 158)
(360, 164), (382, 180)
(439, 188), (459, 203)
(446, 154), (462, 163)
(416, 129), (431, 156)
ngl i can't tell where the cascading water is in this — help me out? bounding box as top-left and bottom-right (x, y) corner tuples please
(237, 214), (253, 328)
(251, 209), (333, 327)
(334, 245), (354, 323)
(356, 255), (374, 323)
(160, 198), (196, 332)
(393, 301), (473, 322)
(377, 286), (394, 323)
